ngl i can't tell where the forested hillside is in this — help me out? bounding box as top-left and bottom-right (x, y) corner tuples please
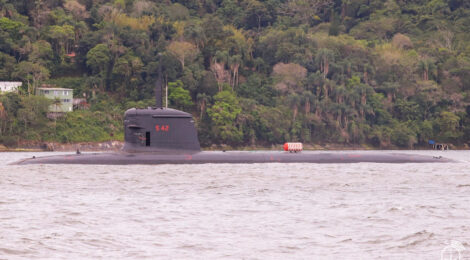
(1, 0), (470, 148)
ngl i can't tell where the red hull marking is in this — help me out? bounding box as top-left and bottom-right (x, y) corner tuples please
(155, 125), (170, 132)
(185, 155), (192, 161)
(348, 154), (361, 158)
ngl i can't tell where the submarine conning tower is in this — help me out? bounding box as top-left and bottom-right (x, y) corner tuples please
(123, 107), (201, 153)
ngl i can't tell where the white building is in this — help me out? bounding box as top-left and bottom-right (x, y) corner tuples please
(0, 82), (22, 93)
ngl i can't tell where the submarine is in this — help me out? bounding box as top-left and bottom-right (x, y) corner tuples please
(13, 78), (452, 165)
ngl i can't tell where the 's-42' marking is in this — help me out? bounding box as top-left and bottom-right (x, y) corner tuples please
(155, 125), (170, 132)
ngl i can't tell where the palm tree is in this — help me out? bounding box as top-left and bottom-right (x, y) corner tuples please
(0, 101), (6, 136)
(363, 63), (373, 85)
(343, 105), (358, 130)
(196, 93), (211, 120)
(211, 51), (230, 92)
(301, 91), (316, 115)
(351, 83), (372, 119)
(347, 120), (361, 144)
(186, 23), (206, 49)
(286, 93), (301, 122)
(52, 97), (62, 137)
(315, 48), (335, 79)
(86, 76), (101, 98)
(334, 103), (346, 127)
(418, 59), (436, 81)
(332, 84), (347, 105)
(321, 99), (336, 122)
(229, 55), (242, 90)
(52, 97), (62, 113)
(380, 81), (399, 103)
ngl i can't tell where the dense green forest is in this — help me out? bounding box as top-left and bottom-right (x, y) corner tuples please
(1, 0), (470, 148)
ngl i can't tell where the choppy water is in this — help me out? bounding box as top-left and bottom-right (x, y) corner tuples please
(1, 150), (469, 259)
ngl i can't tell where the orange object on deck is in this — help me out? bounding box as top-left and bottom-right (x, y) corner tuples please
(284, 142), (303, 152)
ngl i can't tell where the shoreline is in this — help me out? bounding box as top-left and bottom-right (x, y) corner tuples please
(0, 141), (124, 153)
(1, 141), (467, 152)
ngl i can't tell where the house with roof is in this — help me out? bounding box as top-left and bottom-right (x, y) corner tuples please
(36, 87), (74, 113)
(0, 82), (22, 93)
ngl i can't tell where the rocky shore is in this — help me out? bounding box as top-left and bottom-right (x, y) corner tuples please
(0, 141), (124, 152)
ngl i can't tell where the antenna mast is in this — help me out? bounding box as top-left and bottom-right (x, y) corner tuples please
(155, 54), (163, 108)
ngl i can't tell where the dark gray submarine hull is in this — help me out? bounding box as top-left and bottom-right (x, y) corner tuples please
(13, 151), (451, 165)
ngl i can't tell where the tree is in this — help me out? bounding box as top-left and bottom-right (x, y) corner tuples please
(217, 0), (244, 26)
(86, 44), (111, 90)
(13, 61), (50, 95)
(51, 97), (62, 137)
(391, 122), (417, 148)
(286, 93), (301, 122)
(210, 51), (230, 92)
(132, 0), (155, 17)
(197, 93), (211, 119)
(207, 90), (242, 144)
(228, 54), (242, 89)
(418, 58), (436, 81)
(392, 33), (413, 49)
(0, 101), (6, 136)
(86, 44), (111, 73)
(0, 52), (16, 79)
(0, 17), (26, 39)
(29, 40), (53, 66)
(52, 97), (62, 112)
(168, 80), (193, 110)
(48, 25), (75, 54)
(272, 62), (307, 93)
(243, 0), (269, 30)
(0, 92), (21, 137)
(112, 52), (143, 94)
(301, 90), (316, 115)
(167, 3), (190, 21)
(64, 0), (89, 20)
(282, 0), (333, 25)
(315, 48), (334, 79)
(437, 111), (462, 142)
(17, 95), (51, 136)
(166, 41), (198, 70)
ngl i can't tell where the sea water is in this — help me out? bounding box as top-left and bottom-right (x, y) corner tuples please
(0, 150), (469, 259)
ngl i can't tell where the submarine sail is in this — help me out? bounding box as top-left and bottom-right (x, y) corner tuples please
(123, 107), (200, 153)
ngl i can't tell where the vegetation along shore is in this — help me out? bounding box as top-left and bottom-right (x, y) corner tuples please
(1, 0), (470, 149)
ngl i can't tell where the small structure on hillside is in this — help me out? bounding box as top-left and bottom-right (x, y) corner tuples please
(73, 98), (89, 110)
(36, 87), (74, 114)
(0, 82), (22, 93)
(429, 140), (450, 150)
